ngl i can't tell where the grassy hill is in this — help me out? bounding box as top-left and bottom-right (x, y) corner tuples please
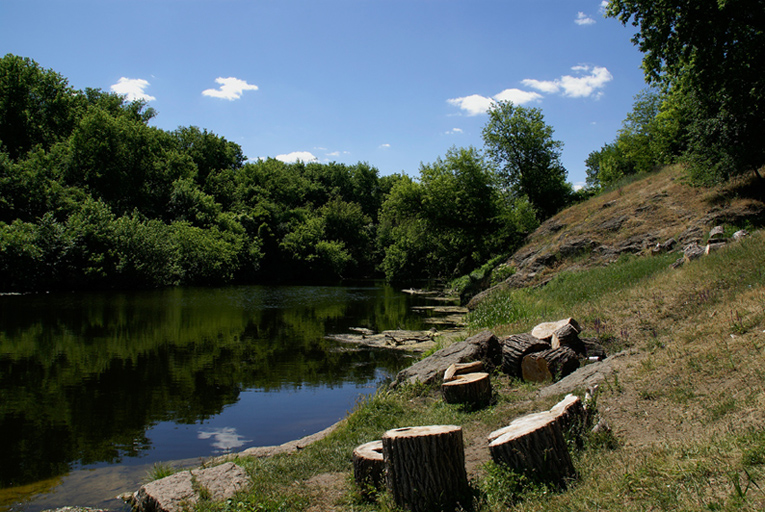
(195, 166), (765, 512)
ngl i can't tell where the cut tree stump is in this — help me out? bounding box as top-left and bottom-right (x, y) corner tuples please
(521, 346), (579, 383)
(443, 361), (484, 382)
(352, 440), (384, 498)
(488, 412), (575, 487)
(501, 334), (550, 378)
(549, 394), (587, 443)
(382, 425), (469, 512)
(441, 372), (492, 406)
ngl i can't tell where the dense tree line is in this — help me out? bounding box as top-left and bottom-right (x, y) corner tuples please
(588, 0), (764, 189)
(1, 55), (573, 291)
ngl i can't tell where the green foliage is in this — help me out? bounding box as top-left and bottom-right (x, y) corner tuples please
(378, 147), (538, 282)
(586, 87), (686, 189)
(607, 0), (765, 182)
(482, 101), (571, 219)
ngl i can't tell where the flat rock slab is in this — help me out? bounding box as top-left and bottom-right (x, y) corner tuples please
(392, 331), (501, 388)
(538, 351), (625, 398)
(133, 462), (251, 512)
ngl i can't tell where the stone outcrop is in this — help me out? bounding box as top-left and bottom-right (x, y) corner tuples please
(133, 462), (251, 512)
(392, 331), (501, 388)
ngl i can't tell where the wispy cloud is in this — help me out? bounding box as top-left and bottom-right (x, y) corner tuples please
(379, 143), (391, 149)
(446, 128), (463, 135)
(522, 65), (612, 98)
(575, 11), (596, 25)
(599, 1), (609, 14)
(275, 151), (318, 163)
(202, 77), (259, 100)
(110, 77), (156, 102)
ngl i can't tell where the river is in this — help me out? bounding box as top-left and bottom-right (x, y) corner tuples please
(0, 283), (444, 512)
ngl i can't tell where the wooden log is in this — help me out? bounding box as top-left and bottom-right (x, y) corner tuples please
(353, 440), (384, 498)
(382, 425), (469, 512)
(521, 346), (579, 383)
(488, 412), (575, 487)
(443, 361), (485, 382)
(441, 372), (492, 406)
(530, 318), (581, 342)
(551, 324), (586, 354)
(580, 337), (607, 360)
(501, 334), (550, 378)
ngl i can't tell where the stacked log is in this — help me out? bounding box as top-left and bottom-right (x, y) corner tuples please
(382, 425), (469, 512)
(501, 334), (550, 378)
(441, 372), (492, 406)
(443, 361), (485, 382)
(352, 440), (384, 498)
(521, 346), (580, 383)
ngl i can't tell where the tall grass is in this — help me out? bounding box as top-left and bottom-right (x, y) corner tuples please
(467, 253), (676, 333)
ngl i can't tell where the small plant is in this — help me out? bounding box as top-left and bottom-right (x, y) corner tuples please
(474, 461), (545, 510)
(146, 462), (177, 482)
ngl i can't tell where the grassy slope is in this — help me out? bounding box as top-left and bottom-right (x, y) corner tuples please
(199, 167), (765, 512)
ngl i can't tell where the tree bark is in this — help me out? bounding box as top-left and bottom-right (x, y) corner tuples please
(501, 334), (550, 378)
(441, 372), (492, 406)
(352, 440), (384, 499)
(382, 425), (469, 512)
(549, 394), (587, 444)
(488, 412), (575, 487)
(521, 346), (579, 382)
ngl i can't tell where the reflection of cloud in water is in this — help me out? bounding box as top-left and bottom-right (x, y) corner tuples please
(198, 427), (252, 453)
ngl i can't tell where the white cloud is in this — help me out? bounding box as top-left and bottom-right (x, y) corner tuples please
(494, 88), (544, 104)
(447, 89), (541, 116)
(447, 94), (494, 116)
(599, 1), (609, 14)
(275, 151), (318, 163)
(202, 77), (259, 100)
(522, 65), (612, 98)
(446, 128), (463, 135)
(110, 77), (156, 102)
(326, 151), (340, 157)
(575, 12), (596, 25)
(379, 143), (391, 149)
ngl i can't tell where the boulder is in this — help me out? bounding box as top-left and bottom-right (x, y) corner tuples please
(133, 462), (251, 512)
(392, 331), (501, 388)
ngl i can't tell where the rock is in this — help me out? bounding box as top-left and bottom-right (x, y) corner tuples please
(392, 331), (501, 388)
(677, 226), (704, 246)
(133, 462), (251, 512)
(538, 351), (625, 399)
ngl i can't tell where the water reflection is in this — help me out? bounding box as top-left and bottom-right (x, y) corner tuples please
(0, 284), (424, 496)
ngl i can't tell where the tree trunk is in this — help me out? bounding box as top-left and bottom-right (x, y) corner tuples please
(531, 318), (581, 342)
(580, 337), (607, 360)
(488, 412), (575, 487)
(352, 440), (384, 499)
(441, 372), (492, 406)
(382, 425), (469, 512)
(443, 361), (485, 382)
(551, 324), (586, 354)
(501, 334), (550, 378)
(521, 346), (579, 382)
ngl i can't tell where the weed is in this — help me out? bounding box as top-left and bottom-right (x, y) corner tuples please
(146, 462), (177, 482)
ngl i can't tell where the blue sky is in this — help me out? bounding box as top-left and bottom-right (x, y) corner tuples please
(1, 0), (647, 187)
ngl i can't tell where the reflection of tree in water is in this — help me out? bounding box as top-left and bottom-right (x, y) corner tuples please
(0, 285), (416, 488)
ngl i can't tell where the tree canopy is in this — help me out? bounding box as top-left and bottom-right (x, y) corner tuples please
(607, 0), (765, 182)
(481, 101), (571, 219)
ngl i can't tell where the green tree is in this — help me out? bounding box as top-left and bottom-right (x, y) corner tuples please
(607, 0), (765, 182)
(0, 54), (82, 160)
(481, 101), (571, 219)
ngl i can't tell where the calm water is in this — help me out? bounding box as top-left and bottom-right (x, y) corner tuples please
(0, 283), (437, 511)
